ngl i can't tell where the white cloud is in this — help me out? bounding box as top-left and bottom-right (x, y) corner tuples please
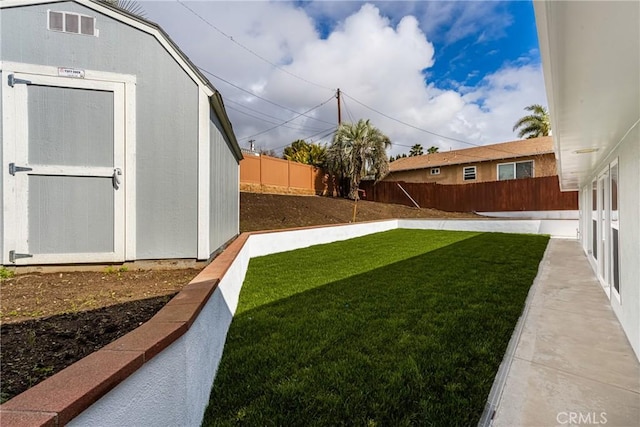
(143, 1), (546, 156)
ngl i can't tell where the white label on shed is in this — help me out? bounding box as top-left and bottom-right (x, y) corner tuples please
(58, 67), (85, 79)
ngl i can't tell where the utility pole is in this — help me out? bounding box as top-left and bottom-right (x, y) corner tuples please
(336, 88), (342, 125)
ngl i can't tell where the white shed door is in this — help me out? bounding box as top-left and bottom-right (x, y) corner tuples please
(8, 74), (125, 264)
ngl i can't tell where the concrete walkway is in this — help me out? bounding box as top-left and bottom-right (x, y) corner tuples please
(491, 239), (640, 427)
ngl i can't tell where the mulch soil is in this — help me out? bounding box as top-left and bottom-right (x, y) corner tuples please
(1, 295), (174, 401)
(0, 193), (480, 402)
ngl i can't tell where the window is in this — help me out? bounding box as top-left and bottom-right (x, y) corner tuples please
(81, 16), (95, 35)
(430, 167), (440, 175)
(610, 160), (620, 298)
(49, 11), (63, 31)
(498, 160), (534, 180)
(463, 166), (476, 181)
(49, 10), (96, 36)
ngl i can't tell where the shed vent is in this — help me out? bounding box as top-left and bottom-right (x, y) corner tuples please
(48, 10), (96, 36)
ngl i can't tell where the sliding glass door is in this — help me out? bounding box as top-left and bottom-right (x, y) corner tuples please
(589, 160), (621, 301)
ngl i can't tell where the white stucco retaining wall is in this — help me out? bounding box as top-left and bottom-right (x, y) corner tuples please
(67, 219), (578, 426)
(477, 210), (579, 219)
(398, 219), (578, 239)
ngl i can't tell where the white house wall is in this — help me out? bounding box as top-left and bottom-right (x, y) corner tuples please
(579, 125), (640, 359)
(0, 2), (208, 259)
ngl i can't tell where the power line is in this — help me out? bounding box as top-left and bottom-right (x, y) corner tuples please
(306, 127), (338, 144)
(172, 0), (530, 161)
(238, 95), (336, 141)
(268, 126), (338, 155)
(226, 105), (328, 132)
(342, 91), (479, 146)
(341, 91), (528, 159)
(225, 99), (326, 132)
(199, 67), (336, 126)
(340, 95), (356, 123)
(176, 0), (334, 92)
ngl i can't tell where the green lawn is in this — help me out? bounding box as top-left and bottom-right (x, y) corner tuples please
(203, 229), (549, 426)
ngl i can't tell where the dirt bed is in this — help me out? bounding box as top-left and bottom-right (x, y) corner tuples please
(1, 193), (479, 402)
(239, 192), (478, 232)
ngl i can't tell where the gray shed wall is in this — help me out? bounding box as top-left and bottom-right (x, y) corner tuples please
(209, 110), (239, 251)
(0, 72), (3, 261)
(0, 2), (215, 259)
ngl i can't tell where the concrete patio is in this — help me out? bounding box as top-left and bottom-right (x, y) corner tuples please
(489, 239), (640, 427)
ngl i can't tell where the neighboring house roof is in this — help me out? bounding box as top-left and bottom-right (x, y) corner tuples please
(0, 0), (243, 160)
(389, 137), (554, 173)
(240, 148), (260, 157)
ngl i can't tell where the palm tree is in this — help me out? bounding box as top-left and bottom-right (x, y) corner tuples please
(427, 146), (439, 154)
(513, 104), (550, 139)
(409, 144), (424, 157)
(326, 119), (391, 200)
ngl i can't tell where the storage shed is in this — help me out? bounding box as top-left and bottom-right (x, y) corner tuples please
(0, 0), (243, 265)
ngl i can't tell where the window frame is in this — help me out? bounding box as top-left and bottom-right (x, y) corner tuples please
(609, 158), (620, 302)
(48, 10), (97, 36)
(462, 166), (476, 181)
(497, 160), (534, 181)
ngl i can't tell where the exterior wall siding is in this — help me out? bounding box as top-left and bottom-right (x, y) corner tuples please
(579, 124), (640, 359)
(1, 2), (201, 259)
(385, 153), (557, 184)
(209, 111), (239, 255)
(0, 71), (3, 264)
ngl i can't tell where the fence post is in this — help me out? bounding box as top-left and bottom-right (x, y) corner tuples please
(259, 155), (264, 192)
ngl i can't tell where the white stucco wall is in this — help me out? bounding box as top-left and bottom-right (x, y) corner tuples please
(578, 125), (640, 360)
(477, 210), (579, 220)
(67, 219), (581, 425)
(68, 331), (190, 426)
(398, 219), (578, 239)
(247, 220), (398, 259)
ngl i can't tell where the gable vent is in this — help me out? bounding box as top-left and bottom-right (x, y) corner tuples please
(48, 10), (97, 36)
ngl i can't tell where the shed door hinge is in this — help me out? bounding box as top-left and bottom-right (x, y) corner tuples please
(9, 250), (32, 263)
(8, 74), (31, 87)
(9, 163), (32, 175)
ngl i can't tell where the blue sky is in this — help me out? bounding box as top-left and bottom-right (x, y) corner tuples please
(426, 2), (540, 89)
(299, 1), (540, 89)
(143, 1), (547, 155)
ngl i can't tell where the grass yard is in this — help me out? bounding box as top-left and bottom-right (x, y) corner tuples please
(203, 229), (549, 426)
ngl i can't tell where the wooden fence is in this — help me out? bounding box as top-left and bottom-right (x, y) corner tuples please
(360, 176), (578, 212)
(240, 154), (338, 195)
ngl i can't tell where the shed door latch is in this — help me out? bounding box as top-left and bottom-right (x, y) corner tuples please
(8, 74), (31, 87)
(9, 163), (32, 175)
(9, 250), (32, 263)
(112, 168), (122, 190)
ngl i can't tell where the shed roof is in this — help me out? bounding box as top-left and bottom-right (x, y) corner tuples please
(0, 0), (243, 160)
(389, 137), (554, 172)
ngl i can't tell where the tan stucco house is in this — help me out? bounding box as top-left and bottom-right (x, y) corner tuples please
(385, 137), (557, 184)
